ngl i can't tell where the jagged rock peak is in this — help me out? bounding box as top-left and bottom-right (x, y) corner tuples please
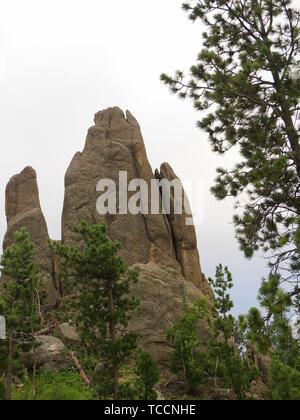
(3, 166), (58, 306)
(62, 107), (212, 297)
(94, 106), (140, 129)
(5, 166), (41, 227)
(62, 107), (175, 266)
(159, 162), (213, 296)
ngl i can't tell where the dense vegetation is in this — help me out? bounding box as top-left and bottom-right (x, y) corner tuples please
(0, 225), (299, 400)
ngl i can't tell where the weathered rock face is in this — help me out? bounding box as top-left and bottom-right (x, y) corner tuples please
(3, 167), (58, 305)
(55, 322), (79, 346)
(4, 167), (48, 261)
(1, 107), (212, 365)
(62, 107), (211, 297)
(159, 162), (212, 295)
(22, 335), (68, 372)
(62, 107), (174, 267)
(130, 261), (210, 362)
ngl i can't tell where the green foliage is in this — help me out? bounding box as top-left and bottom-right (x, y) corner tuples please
(0, 378), (5, 400)
(12, 371), (93, 400)
(162, 0), (300, 303)
(51, 222), (140, 399)
(162, 0), (300, 399)
(270, 358), (300, 400)
(120, 353), (160, 400)
(209, 264), (233, 318)
(208, 265), (257, 399)
(167, 299), (209, 393)
(238, 274), (300, 400)
(244, 275), (300, 369)
(134, 352), (160, 400)
(0, 228), (42, 347)
(0, 229), (43, 399)
(207, 340), (257, 400)
(246, 307), (271, 355)
(167, 278), (256, 399)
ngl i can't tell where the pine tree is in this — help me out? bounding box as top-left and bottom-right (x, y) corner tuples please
(134, 352), (160, 400)
(51, 222), (140, 400)
(270, 357), (300, 400)
(0, 228), (42, 400)
(167, 299), (210, 394)
(208, 265), (257, 399)
(161, 0), (300, 306)
(246, 275), (300, 368)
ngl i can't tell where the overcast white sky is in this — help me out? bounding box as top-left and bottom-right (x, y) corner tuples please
(0, 0), (268, 314)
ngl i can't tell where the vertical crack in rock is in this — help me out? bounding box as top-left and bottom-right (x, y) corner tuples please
(158, 162), (213, 296)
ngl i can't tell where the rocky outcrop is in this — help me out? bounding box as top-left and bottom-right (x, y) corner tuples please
(158, 163), (212, 295)
(58, 107), (212, 361)
(1, 107), (212, 365)
(55, 322), (79, 346)
(130, 260), (210, 362)
(62, 107), (174, 267)
(3, 166), (58, 306)
(21, 335), (68, 372)
(62, 107), (211, 296)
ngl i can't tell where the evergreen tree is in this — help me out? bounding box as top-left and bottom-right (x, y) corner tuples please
(161, 0), (300, 304)
(167, 299), (210, 394)
(134, 352), (160, 400)
(270, 357), (300, 400)
(238, 274), (300, 399)
(0, 229), (42, 400)
(167, 275), (256, 399)
(51, 222), (140, 400)
(246, 275), (300, 368)
(208, 265), (257, 399)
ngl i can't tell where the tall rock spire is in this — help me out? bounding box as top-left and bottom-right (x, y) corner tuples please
(62, 107), (211, 296)
(3, 166), (58, 305)
(62, 107), (175, 266)
(159, 163), (212, 296)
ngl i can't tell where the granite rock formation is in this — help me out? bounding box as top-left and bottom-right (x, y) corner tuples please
(62, 107), (174, 266)
(2, 107), (212, 363)
(130, 260), (211, 362)
(158, 163), (212, 296)
(3, 167), (58, 306)
(62, 107), (210, 296)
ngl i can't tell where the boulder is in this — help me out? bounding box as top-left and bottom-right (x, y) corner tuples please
(21, 336), (68, 372)
(55, 322), (79, 346)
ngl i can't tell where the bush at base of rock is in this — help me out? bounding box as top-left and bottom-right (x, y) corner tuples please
(12, 371), (94, 401)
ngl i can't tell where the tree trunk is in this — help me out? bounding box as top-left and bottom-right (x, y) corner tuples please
(69, 351), (91, 386)
(259, 22), (300, 181)
(214, 356), (219, 397)
(5, 335), (13, 401)
(108, 280), (119, 400)
(280, 108), (300, 180)
(32, 340), (37, 400)
(269, 64), (300, 180)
